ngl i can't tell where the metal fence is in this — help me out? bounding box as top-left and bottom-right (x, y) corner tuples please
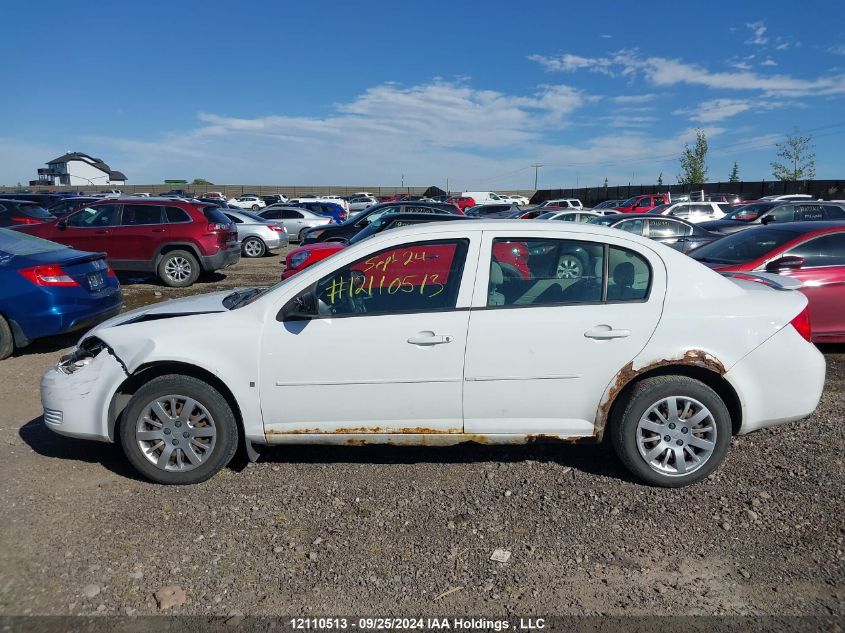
(530, 180), (845, 206)
(3, 183), (536, 199)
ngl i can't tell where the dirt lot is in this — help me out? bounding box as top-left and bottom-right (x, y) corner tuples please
(0, 250), (843, 618)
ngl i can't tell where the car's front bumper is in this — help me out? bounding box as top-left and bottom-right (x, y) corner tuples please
(41, 347), (129, 442)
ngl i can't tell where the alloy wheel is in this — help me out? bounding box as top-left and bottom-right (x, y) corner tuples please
(243, 238), (264, 257)
(135, 395), (217, 472)
(556, 255), (582, 279)
(636, 396), (717, 476)
(164, 256), (192, 282)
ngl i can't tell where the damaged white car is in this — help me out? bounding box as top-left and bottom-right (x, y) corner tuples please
(42, 221), (825, 486)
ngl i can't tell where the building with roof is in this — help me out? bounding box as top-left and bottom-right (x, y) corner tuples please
(30, 152), (127, 187)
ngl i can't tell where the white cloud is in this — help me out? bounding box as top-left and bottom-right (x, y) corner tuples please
(745, 21), (768, 45)
(530, 49), (845, 97)
(600, 34), (613, 39)
(830, 45), (845, 56)
(612, 94), (658, 104)
(760, 58), (778, 67)
(674, 99), (755, 122)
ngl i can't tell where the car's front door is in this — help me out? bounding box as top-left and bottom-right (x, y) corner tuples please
(58, 203), (122, 254)
(260, 233), (480, 434)
(646, 217), (694, 252)
(464, 229), (666, 437)
(112, 204), (167, 264)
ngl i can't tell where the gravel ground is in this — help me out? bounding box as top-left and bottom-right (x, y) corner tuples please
(0, 250), (843, 617)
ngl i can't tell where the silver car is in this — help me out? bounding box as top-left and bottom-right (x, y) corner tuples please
(348, 196), (378, 213)
(257, 206), (332, 242)
(222, 210), (288, 258)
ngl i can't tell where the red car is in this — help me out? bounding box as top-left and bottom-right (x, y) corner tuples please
(690, 222), (845, 342)
(15, 198), (240, 287)
(445, 196), (476, 212)
(282, 213), (530, 280)
(614, 193), (670, 214)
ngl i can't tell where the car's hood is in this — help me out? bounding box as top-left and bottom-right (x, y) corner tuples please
(85, 290), (232, 336)
(289, 242), (346, 258)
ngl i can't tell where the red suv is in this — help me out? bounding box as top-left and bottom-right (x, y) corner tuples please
(446, 196), (475, 211)
(614, 193), (670, 213)
(15, 198), (240, 287)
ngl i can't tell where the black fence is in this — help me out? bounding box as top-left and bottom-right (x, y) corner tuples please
(531, 180), (845, 206)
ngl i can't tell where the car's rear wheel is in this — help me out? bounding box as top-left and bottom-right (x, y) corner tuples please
(0, 315), (14, 360)
(611, 376), (731, 487)
(242, 237), (266, 258)
(251, 204), (260, 211)
(298, 228), (310, 243)
(555, 253), (584, 279)
(158, 250), (200, 288)
(119, 375), (238, 485)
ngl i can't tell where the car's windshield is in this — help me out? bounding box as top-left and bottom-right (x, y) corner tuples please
(722, 203), (775, 222)
(690, 228), (801, 264)
(535, 212), (557, 220)
(588, 216), (619, 226)
(648, 203), (672, 214)
(619, 196), (639, 207)
(0, 227), (67, 257)
(237, 210), (267, 222)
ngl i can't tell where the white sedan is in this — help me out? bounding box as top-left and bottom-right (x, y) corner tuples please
(227, 195), (266, 211)
(41, 221), (824, 486)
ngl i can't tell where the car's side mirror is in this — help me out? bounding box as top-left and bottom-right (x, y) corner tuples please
(56, 219), (67, 230)
(278, 288), (318, 321)
(765, 256), (804, 272)
(761, 215), (775, 225)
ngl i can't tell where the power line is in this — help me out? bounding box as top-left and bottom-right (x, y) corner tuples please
(531, 164), (544, 189)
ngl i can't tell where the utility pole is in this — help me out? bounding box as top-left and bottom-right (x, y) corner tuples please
(531, 164), (544, 190)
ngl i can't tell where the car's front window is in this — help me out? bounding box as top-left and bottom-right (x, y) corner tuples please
(66, 204), (120, 227)
(311, 239), (469, 317)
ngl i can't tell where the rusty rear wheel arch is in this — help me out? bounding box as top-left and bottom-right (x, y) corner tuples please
(109, 361), (245, 446)
(601, 364), (743, 442)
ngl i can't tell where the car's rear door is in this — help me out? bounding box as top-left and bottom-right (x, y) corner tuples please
(463, 228), (666, 437)
(260, 230), (481, 434)
(646, 218), (694, 252)
(112, 204), (167, 264)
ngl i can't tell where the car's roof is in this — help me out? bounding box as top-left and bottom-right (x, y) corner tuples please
(596, 213), (677, 221)
(752, 221), (845, 233)
(0, 198), (42, 205)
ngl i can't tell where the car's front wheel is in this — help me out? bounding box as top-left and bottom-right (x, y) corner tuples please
(158, 250), (200, 287)
(119, 375), (238, 484)
(298, 228), (310, 243)
(251, 204), (260, 211)
(242, 237), (266, 258)
(611, 376), (731, 487)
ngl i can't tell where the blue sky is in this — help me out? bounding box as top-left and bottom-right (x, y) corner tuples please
(2, 0), (845, 190)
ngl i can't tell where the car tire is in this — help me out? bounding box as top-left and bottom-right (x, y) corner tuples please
(242, 237), (266, 258)
(251, 204), (260, 211)
(298, 229), (310, 243)
(555, 252), (585, 279)
(611, 376), (731, 487)
(158, 250), (200, 288)
(0, 314), (14, 360)
(119, 374), (239, 485)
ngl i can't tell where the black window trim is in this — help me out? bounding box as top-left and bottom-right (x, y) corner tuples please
(164, 205), (192, 224)
(119, 204), (167, 227)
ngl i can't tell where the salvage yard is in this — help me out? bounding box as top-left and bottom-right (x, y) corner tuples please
(0, 250), (843, 617)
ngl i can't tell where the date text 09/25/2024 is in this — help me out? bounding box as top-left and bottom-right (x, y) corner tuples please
(289, 618), (547, 631)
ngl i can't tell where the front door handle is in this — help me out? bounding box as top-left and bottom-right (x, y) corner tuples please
(407, 331), (453, 346)
(151, 228), (165, 233)
(94, 230), (109, 235)
(584, 325), (630, 340)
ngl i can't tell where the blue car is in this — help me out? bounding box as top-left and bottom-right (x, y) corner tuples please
(291, 201), (347, 223)
(0, 228), (123, 359)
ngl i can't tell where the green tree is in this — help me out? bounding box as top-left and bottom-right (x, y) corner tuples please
(771, 133), (815, 181)
(678, 130), (709, 184)
(192, 178), (214, 185)
(603, 177), (608, 188)
(657, 172), (663, 186)
(729, 162), (740, 182)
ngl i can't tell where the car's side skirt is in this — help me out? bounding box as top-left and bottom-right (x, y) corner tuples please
(262, 432), (597, 446)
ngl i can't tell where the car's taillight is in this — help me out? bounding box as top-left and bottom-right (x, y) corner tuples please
(207, 222), (229, 232)
(268, 225), (285, 232)
(19, 264), (79, 287)
(11, 216), (42, 225)
(106, 266), (116, 278)
(790, 306), (812, 342)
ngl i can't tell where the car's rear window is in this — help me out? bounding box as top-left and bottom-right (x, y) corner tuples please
(20, 204), (53, 218)
(0, 227), (67, 257)
(690, 228), (801, 264)
(202, 207), (230, 224)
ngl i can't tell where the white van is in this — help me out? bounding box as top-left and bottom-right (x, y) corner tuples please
(462, 191), (512, 205)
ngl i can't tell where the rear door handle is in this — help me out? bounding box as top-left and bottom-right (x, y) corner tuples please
(94, 230), (109, 235)
(584, 326), (631, 340)
(151, 228), (165, 233)
(407, 331), (453, 346)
